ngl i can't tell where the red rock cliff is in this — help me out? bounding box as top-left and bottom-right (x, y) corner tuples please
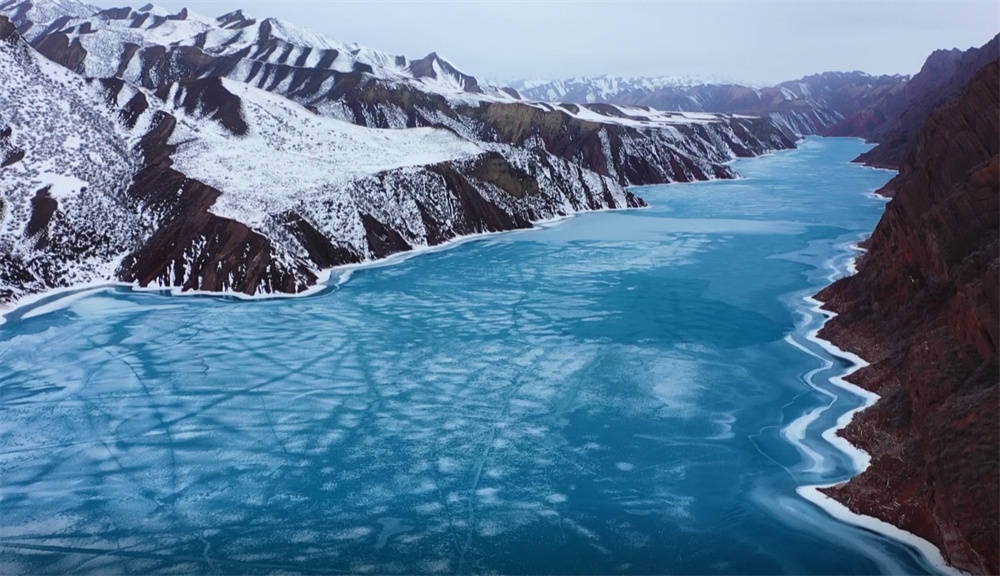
(816, 60), (999, 574)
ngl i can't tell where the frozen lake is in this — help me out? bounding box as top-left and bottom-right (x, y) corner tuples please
(0, 137), (943, 574)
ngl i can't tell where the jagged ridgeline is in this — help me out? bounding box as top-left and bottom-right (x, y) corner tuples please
(0, 0), (797, 303)
(512, 73), (910, 138)
(513, 31), (999, 162)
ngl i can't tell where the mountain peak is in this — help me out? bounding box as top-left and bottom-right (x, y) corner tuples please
(216, 8), (252, 28)
(217, 8), (243, 19)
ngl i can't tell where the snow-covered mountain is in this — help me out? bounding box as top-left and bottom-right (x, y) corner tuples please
(1, 15), (646, 302)
(1, 14), (142, 298)
(508, 75), (741, 103)
(0, 0), (94, 38)
(513, 72), (910, 138)
(10, 0), (514, 99)
(6, 0), (794, 177)
(0, 1), (798, 304)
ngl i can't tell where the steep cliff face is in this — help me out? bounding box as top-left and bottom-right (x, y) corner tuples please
(849, 35), (999, 170)
(816, 60), (999, 575)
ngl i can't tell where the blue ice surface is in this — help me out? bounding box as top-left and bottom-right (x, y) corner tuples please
(0, 137), (940, 575)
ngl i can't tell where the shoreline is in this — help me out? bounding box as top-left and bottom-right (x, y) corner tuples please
(0, 205), (635, 328)
(2, 129), (797, 327)
(783, 235), (966, 574)
(796, 297), (967, 576)
(4, 139), (954, 573)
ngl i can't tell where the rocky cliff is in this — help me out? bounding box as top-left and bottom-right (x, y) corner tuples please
(816, 59), (999, 575)
(848, 35), (999, 170)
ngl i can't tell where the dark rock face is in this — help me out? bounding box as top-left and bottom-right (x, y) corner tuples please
(30, 29), (85, 71)
(117, 112), (313, 295)
(0, 119), (24, 166)
(25, 186), (56, 248)
(816, 60), (999, 575)
(850, 35), (1000, 169)
(153, 77), (249, 136)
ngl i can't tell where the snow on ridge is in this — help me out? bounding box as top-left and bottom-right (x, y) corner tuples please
(6, 1), (516, 101)
(518, 100), (733, 129)
(169, 77), (484, 228)
(508, 74), (751, 103)
(10, 0), (96, 24)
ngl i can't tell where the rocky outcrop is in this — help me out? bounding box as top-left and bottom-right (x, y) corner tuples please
(816, 60), (999, 575)
(849, 35), (999, 169)
(457, 101), (794, 186)
(115, 111), (313, 295)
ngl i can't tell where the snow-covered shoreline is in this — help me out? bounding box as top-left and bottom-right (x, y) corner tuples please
(0, 203), (640, 328)
(796, 298), (967, 576)
(783, 239), (967, 576)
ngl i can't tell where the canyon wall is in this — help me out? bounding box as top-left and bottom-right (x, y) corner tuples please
(817, 59), (999, 575)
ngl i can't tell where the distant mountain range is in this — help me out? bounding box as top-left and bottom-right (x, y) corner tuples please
(512, 72), (906, 137)
(510, 35), (999, 166)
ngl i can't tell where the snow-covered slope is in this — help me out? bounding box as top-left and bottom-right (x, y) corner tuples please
(0, 0), (95, 39)
(168, 78), (483, 228)
(0, 14), (144, 300)
(16, 2), (514, 99)
(0, 1), (802, 305)
(5, 2), (796, 178)
(0, 15), (643, 303)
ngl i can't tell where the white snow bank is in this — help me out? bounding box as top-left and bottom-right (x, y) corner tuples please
(169, 78), (484, 227)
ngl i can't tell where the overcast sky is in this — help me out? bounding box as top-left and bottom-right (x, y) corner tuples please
(89, 0), (999, 85)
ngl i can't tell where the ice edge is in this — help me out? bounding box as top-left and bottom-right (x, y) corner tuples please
(0, 203), (643, 327)
(794, 250), (970, 576)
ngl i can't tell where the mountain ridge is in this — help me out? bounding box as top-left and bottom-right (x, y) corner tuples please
(0, 13), (643, 303)
(849, 34), (1000, 170)
(511, 70), (910, 140)
(0, 2), (795, 306)
(511, 34), (999, 160)
(6, 0), (795, 186)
